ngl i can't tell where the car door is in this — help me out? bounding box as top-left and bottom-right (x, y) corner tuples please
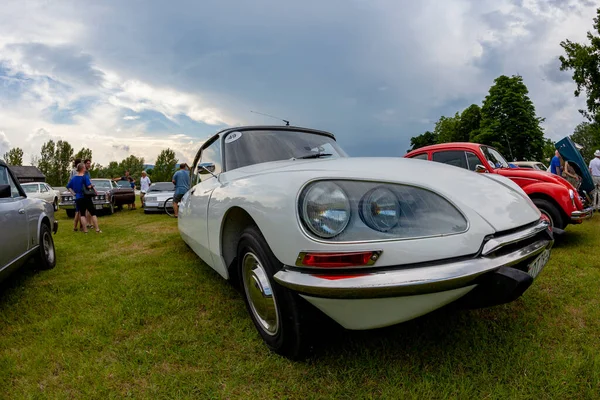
(0, 165), (29, 271)
(180, 136), (222, 265)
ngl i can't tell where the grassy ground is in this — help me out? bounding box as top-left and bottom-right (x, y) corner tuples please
(1, 203), (599, 399)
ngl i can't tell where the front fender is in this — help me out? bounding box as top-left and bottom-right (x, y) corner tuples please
(522, 182), (578, 213)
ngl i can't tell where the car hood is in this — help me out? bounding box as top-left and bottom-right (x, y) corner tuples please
(224, 157), (541, 232)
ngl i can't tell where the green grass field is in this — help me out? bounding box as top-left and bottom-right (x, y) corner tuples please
(1, 204), (599, 399)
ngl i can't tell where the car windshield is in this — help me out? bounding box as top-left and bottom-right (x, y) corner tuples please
(149, 182), (174, 192)
(91, 180), (112, 189)
(116, 180), (131, 187)
(22, 184), (38, 193)
(480, 146), (509, 169)
(223, 129), (348, 171)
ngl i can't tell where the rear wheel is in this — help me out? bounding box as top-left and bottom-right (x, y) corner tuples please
(237, 225), (311, 359)
(532, 198), (564, 230)
(36, 223), (56, 270)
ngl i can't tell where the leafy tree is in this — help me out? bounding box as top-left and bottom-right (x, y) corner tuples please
(459, 104), (482, 142)
(571, 122), (600, 162)
(434, 113), (462, 143)
(541, 138), (556, 164)
(153, 148), (178, 182)
(38, 140), (56, 183)
(118, 155), (145, 180)
(408, 131), (438, 152)
(4, 147), (23, 166)
(75, 147), (93, 163)
(55, 140), (74, 185)
(475, 75), (545, 161)
(559, 8), (600, 122)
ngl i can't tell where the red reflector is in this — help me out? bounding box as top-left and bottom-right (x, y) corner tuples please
(301, 251), (375, 268)
(311, 274), (368, 280)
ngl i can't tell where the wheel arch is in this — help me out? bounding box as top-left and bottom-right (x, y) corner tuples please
(220, 206), (261, 283)
(527, 192), (569, 225)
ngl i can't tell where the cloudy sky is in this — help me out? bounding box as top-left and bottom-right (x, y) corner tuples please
(0, 0), (597, 166)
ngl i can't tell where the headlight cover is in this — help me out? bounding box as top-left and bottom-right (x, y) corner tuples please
(300, 181), (351, 238)
(298, 180), (468, 241)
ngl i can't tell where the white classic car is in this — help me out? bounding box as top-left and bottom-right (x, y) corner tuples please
(20, 182), (61, 211)
(143, 182), (175, 214)
(178, 126), (554, 359)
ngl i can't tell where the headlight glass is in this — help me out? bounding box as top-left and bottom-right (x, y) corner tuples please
(301, 182), (351, 238)
(298, 180), (468, 241)
(359, 187), (400, 232)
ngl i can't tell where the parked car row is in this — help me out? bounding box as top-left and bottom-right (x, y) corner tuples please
(59, 178), (135, 217)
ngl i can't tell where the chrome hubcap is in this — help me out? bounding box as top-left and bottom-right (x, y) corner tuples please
(43, 232), (55, 264)
(242, 252), (279, 336)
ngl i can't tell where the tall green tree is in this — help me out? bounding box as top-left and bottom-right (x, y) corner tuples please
(38, 140), (56, 184)
(55, 140), (73, 186)
(118, 155), (145, 179)
(434, 113), (462, 143)
(4, 147), (24, 166)
(541, 138), (556, 164)
(571, 122), (600, 162)
(559, 8), (600, 122)
(408, 131), (437, 152)
(475, 75), (545, 161)
(75, 147), (93, 162)
(459, 104), (482, 142)
(153, 148), (178, 182)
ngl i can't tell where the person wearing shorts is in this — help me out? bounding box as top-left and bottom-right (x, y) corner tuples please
(172, 163), (190, 217)
(67, 163), (102, 233)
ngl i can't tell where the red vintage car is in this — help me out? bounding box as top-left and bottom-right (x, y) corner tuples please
(404, 142), (594, 231)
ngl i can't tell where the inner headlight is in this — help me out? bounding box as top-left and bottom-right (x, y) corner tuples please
(300, 182), (351, 238)
(298, 180), (468, 241)
(359, 187), (400, 232)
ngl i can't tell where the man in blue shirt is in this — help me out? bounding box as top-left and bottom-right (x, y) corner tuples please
(550, 150), (562, 176)
(172, 163), (190, 217)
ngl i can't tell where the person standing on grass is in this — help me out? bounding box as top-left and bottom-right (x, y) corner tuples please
(70, 158), (83, 232)
(171, 163), (190, 218)
(139, 170), (151, 207)
(67, 163), (102, 233)
(550, 150), (563, 176)
(83, 158), (93, 227)
(590, 150), (600, 210)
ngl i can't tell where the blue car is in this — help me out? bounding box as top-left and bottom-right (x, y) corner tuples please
(556, 136), (595, 198)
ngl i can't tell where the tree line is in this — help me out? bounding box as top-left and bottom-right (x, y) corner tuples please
(409, 8), (600, 164)
(3, 142), (179, 187)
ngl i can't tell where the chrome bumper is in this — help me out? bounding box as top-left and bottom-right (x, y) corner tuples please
(274, 220), (553, 300)
(571, 207), (594, 221)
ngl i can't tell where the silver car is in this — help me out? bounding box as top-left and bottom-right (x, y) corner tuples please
(143, 182), (175, 214)
(1, 160), (58, 283)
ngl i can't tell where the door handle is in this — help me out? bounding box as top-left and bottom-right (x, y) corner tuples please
(18, 209), (25, 214)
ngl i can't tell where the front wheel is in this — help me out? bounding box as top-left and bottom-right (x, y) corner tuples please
(36, 223), (56, 270)
(237, 225), (311, 359)
(532, 198), (564, 230)
(164, 197), (175, 217)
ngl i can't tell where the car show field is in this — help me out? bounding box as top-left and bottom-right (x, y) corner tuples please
(0, 205), (598, 398)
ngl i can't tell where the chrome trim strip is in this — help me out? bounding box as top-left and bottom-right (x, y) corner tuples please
(481, 220), (549, 256)
(274, 238), (553, 299)
(571, 207), (594, 221)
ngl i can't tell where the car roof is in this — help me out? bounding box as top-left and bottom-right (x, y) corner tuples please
(202, 125), (336, 146)
(407, 142), (484, 154)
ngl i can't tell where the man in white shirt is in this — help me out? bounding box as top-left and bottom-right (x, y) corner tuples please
(139, 170), (151, 208)
(589, 150), (600, 209)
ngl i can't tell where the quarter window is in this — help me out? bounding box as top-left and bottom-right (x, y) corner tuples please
(410, 153), (429, 160)
(465, 152), (482, 171)
(40, 184), (48, 192)
(432, 151), (468, 170)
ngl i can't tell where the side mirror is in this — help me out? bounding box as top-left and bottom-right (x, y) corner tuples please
(0, 184), (11, 198)
(198, 162), (216, 175)
(475, 165), (488, 173)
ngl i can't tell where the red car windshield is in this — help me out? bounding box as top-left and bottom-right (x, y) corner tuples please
(481, 146), (509, 169)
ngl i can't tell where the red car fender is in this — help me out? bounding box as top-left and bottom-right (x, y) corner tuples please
(519, 181), (580, 214)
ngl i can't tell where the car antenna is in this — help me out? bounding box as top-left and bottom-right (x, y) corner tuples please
(250, 110), (290, 126)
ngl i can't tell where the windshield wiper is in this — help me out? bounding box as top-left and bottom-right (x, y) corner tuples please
(294, 153), (333, 160)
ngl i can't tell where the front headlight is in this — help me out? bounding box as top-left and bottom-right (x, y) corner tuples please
(298, 180), (468, 241)
(300, 181), (351, 238)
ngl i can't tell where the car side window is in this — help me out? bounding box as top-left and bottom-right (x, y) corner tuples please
(197, 137), (222, 182)
(40, 184), (48, 192)
(432, 151), (468, 170)
(465, 152), (482, 171)
(5, 169), (22, 198)
(410, 153), (429, 160)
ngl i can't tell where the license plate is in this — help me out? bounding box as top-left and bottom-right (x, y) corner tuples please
(528, 249), (550, 278)
(95, 205), (103, 210)
(146, 202), (159, 207)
